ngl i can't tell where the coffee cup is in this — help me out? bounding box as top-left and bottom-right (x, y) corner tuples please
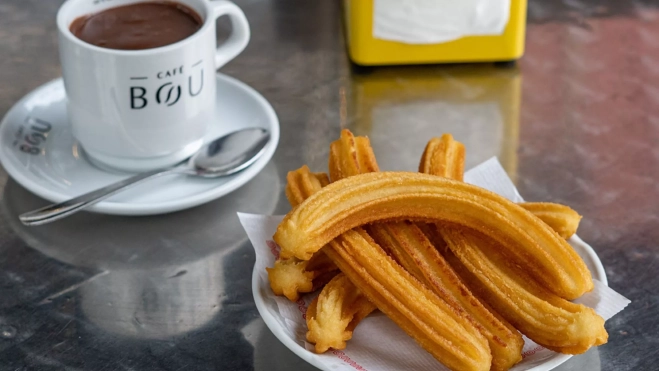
(57, 0), (250, 171)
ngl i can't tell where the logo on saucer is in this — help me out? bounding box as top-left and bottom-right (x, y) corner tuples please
(13, 116), (51, 155)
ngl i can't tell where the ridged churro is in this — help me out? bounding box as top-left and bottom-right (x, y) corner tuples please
(266, 254), (334, 301)
(306, 273), (377, 353)
(367, 222), (524, 370)
(328, 129), (379, 182)
(355, 133), (523, 370)
(303, 130), (380, 350)
(420, 136), (606, 354)
(268, 133), (379, 303)
(439, 229), (607, 353)
(520, 202), (582, 239)
(289, 165), (492, 370)
(273, 172), (593, 300)
(324, 229), (492, 371)
(266, 167), (338, 301)
(419, 135), (582, 241)
(418, 134), (465, 180)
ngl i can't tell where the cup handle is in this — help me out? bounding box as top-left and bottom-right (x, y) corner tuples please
(211, 1), (250, 69)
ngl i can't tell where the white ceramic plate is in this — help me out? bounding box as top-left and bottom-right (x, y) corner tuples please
(0, 73), (279, 215)
(252, 234), (608, 371)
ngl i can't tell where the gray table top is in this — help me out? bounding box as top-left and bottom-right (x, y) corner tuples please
(0, 0), (656, 370)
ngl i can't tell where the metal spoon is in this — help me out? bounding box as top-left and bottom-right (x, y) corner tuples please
(19, 127), (270, 226)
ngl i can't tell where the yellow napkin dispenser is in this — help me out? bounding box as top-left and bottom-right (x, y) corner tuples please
(343, 0), (527, 66)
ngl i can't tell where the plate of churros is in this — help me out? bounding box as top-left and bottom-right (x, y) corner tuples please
(240, 130), (630, 371)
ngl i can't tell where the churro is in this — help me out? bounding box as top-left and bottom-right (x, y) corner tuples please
(368, 221), (524, 370)
(520, 202), (582, 239)
(274, 172), (593, 300)
(266, 167), (338, 301)
(421, 136), (606, 354)
(366, 133), (522, 370)
(290, 165), (492, 370)
(303, 130), (380, 351)
(419, 135), (581, 240)
(306, 273), (376, 353)
(418, 134), (465, 180)
(328, 129), (379, 182)
(439, 229), (607, 353)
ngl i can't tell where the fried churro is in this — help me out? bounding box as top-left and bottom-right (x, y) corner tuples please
(419, 134), (581, 240)
(420, 136), (606, 354)
(302, 130), (380, 351)
(274, 172), (593, 300)
(290, 165), (492, 371)
(324, 229), (492, 371)
(367, 222), (524, 370)
(266, 167), (338, 301)
(328, 129), (379, 182)
(353, 133), (523, 370)
(418, 134), (466, 180)
(520, 202), (582, 239)
(306, 273), (376, 353)
(266, 247), (338, 301)
(439, 229), (607, 353)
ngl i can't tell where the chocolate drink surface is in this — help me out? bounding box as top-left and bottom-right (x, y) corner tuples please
(70, 1), (202, 50)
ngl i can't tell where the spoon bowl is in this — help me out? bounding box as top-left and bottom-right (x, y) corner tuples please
(189, 127), (270, 177)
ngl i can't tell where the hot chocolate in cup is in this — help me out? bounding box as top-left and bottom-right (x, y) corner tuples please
(57, 0), (250, 172)
(69, 1), (204, 51)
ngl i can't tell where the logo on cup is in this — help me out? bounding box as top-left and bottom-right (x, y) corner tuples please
(129, 60), (204, 109)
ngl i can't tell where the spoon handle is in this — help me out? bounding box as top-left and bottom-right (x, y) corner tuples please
(19, 167), (179, 226)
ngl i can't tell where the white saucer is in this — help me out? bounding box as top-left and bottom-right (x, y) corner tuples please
(0, 74), (279, 215)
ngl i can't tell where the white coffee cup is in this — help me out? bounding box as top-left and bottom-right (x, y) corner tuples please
(57, 0), (250, 171)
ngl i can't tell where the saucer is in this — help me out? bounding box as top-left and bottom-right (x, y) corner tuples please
(0, 74), (280, 215)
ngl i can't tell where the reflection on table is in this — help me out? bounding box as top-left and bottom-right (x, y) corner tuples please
(345, 64), (521, 179)
(1, 162), (280, 343)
